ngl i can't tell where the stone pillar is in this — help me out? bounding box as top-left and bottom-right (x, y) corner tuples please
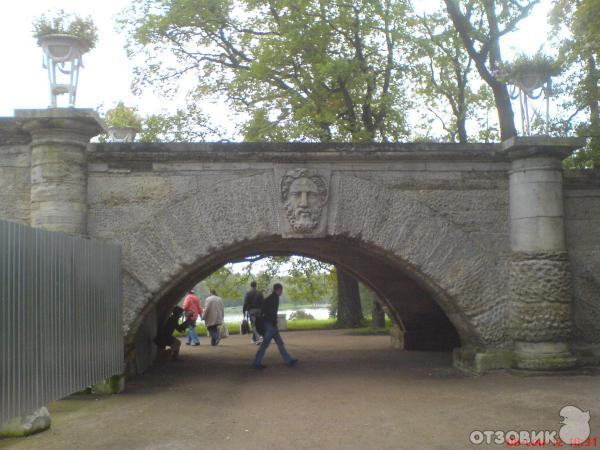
(16, 108), (105, 235)
(502, 137), (584, 371)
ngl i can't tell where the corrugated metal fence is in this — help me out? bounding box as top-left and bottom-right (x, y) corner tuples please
(0, 220), (123, 424)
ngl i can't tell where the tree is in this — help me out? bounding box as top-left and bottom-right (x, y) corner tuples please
(408, 5), (493, 143)
(198, 265), (250, 302)
(335, 267), (364, 327)
(123, 0), (413, 142)
(284, 258), (335, 304)
(550, 0), (600, 168)
(442, 0), (541, 140)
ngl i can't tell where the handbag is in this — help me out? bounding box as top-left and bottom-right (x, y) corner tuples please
(219, 323), (229, 339)
(241, 315), (250, 335)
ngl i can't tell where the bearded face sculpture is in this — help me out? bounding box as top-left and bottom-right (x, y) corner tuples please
(281, 169), (328, 234)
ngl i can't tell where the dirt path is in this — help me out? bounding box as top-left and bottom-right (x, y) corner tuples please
(1, 330), (599, 450)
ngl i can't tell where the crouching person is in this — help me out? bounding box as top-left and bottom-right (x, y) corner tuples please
(154, 306), (192, 360)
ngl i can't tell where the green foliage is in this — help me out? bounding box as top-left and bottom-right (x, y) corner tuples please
(198, 266), (251, 302)
(122, 0), (413, 142)
(139, 102), (219, 142)
(407, 6), (493, 143)
(284, 258), (336, 304)
(33, 10), (98, 48)
(194, 256), (335, 305)
(550, 0), (599, 169)
(105, 101), (143, 129)
(288, 310), (316, 320)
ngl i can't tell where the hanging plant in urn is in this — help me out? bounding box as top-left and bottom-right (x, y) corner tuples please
(104, 102), (143, 142)
(498, 52), (562, 135)
(33, 10), (98, 107)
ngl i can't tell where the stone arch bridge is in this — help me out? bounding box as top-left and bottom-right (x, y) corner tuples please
(1, 109), (600, 375)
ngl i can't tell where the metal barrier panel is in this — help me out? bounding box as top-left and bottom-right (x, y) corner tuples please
(0, 220), (122, 424)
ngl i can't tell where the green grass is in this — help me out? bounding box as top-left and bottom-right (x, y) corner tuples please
(286, 318), (337, 331)
(173, 317), (392, 337)
(174, 318), (338, 337)
(343, 318), (394, 335)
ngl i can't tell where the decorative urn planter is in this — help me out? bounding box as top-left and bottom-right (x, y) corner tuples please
(38, 34), (90, 107)
(513, 68), (548, 97)
(33, 11), (97, 108)
(500, 53), (561, 136)
(38, 33), (89, 62)
(104, 102), (143, 143)
(107, 126), (139, 143)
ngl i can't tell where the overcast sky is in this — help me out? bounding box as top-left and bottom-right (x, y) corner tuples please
(0, 0), (553, 121)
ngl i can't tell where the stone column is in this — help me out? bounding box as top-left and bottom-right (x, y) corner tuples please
(16, 108), (105, 235)
(502, 137), (583, 370)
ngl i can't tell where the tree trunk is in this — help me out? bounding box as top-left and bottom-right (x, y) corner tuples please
(371, 301), (386, 328)
(336, 267), (363, 328)
(491, 82), (518, 141)
(587, 55), (599, 130)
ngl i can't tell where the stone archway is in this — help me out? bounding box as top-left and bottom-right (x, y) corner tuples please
(114, 170), (507, 374)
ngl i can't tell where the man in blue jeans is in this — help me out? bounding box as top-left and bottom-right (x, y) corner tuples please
(253, 283), (298, 369)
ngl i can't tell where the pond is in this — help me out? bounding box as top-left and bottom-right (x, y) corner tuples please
(224, 306), (331, 324)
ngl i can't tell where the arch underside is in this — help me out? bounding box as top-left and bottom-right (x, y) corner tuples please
(115, 171), (508, 373)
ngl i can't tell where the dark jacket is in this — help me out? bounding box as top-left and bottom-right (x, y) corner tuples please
(243, 288), (263, 313)
(261, 292), (280, 327)
(154, 315), (190, 347)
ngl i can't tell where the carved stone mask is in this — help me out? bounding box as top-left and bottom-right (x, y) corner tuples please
(281, 169), (328, 233)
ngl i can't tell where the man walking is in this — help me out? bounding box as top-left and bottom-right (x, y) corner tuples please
(182, 289), (203, 346)
(203, 289), (225, 346)
(243, 281), (264, 344)
(253, 283), (298, 369)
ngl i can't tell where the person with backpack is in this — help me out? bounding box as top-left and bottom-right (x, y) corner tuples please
(252, 283), (298, 369)
(242, 281), (264, 345)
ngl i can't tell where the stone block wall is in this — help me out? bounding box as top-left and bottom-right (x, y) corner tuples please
(0, 120), (31, 225)
(564, 171), (600, 347)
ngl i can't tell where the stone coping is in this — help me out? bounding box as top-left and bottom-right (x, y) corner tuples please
(88, 141), (508, 163)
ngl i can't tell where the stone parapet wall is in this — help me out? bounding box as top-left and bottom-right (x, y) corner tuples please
(564, 170), (600, 345)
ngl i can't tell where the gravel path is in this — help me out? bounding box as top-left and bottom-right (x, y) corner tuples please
(1, 330), (599, 450)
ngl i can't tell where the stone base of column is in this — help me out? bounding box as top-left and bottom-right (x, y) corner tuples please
(0, 407), (51, 438)
(390, 324), (404, 349)
(572, 343), (600, 368)
(453, 347), (515, 374)
(513, 342), (577, 371)
(91, 374), (126, 395)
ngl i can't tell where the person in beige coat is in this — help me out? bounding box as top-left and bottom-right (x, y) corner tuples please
(203, 289), (225, 346)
